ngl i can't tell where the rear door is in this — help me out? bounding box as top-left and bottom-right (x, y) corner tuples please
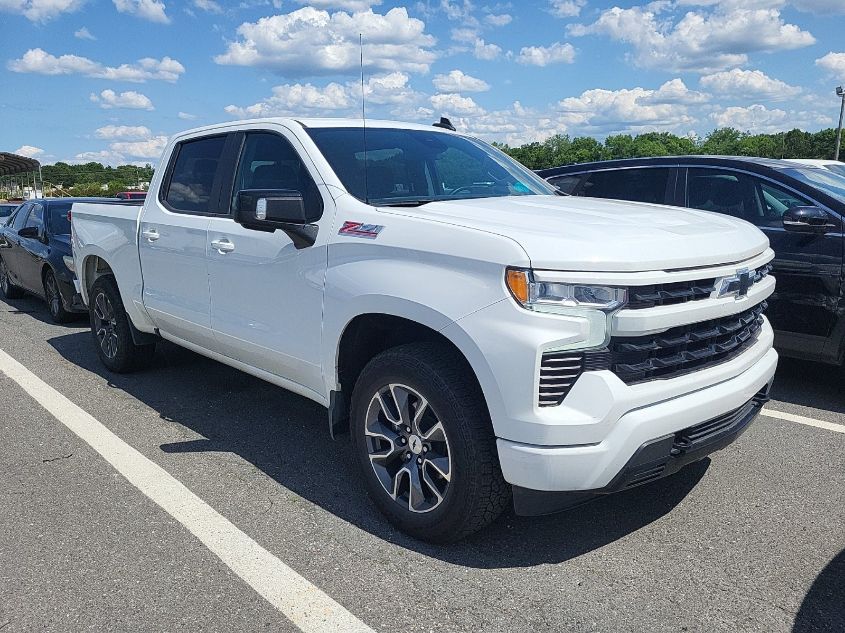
(206, 128), (332, 395)
(138, 133), (229, 350)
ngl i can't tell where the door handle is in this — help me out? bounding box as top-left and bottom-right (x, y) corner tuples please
(141, 228), (160, 242)
(211, 238), (235, 254)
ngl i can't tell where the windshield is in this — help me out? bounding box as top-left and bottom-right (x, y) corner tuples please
(306, 127), (556, 205)
(823, 164), (845, 178)
(48, 202), (72, 235)
(783, 167), (845, 203)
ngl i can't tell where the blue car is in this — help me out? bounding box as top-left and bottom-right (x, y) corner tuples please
(0, 198), (107, 322)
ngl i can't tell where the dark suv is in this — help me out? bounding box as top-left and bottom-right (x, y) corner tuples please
(538, 156), (845, 365)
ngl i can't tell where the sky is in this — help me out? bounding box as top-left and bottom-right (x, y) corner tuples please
(2, 0), (845, 167)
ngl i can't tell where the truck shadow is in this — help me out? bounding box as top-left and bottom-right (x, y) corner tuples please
(49, 333), (709, 569)
(793, 548), (845, 632)
(770, 357), (845, 415)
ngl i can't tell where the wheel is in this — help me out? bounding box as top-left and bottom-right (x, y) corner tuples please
(0, 257), (24, 299)
(89, 275), (155, 373)
(350, 342), (510, 543)
(44, 269), (73, 324)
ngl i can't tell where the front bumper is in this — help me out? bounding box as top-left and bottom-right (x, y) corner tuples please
(512, 386), (770, 515)
(496, 344), (777, 497)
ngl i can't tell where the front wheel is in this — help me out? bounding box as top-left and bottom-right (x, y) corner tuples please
(89, 276), (155, 372)
(351, 342), (509, 543)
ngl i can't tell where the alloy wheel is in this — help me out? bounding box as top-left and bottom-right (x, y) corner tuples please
(93, 291), (119, 359)
(364, 383), (452, 513)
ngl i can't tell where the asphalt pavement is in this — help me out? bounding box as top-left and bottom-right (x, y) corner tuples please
(0, 293), (843, 633)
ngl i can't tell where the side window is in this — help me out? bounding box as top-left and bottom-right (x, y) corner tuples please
(23, 203), (44, 232)
(686, 168), (756, 220)
(232, 132), (323, 222)
(12, 204), (31, 230)
(580, 168), (671, 204)
(752, 180), (811, 228)
(164, 135), (227, 214)
(547, 174), (583, 195)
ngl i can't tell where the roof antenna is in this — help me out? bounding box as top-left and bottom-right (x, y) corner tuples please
(360, 33), (369, 204)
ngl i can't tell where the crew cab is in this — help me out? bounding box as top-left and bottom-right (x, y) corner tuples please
(71, 119), (778, 542)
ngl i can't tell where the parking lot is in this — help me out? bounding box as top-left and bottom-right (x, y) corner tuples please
(0, 293), (842, 633)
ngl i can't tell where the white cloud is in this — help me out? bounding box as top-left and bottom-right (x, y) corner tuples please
(14, 145), (44, 158)
(224, 71), (421, 117)
(72, 149), (128, 165)
(432, 69), (490, 93)
(112, 0), (170, 23)
(95, 125), (152, 140)
(641, 78), (709, 105)
(569, 4), (815, 73)
(484, 13), (511, 26)
(816, 52), (845, 80)
(74, 26), (95, 39)
(215, 7), (436, 76)
(473, 38), (501, 60)
(177, 111), (197, 120)
(110, 136), (168, 159)
(0, 0), (85, 22)
(516, 42), (575, 66)
(700, 68), (801, 101)
(709, 103), (832, 132)
(192, 0), (221, 13)
(791, 0), (845, 13)
(90, 89), (155, 110)
(430, 93), (485, 116)
(549, 0), (585, 18)
(9, 49), (184, 83)
(294, 0), (382, 9)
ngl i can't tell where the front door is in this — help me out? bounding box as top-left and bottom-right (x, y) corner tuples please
(207, 129), (332, 396)
(16, 202), (48, 293)
(685, 167), (843, 354)
(138, 133), (228, 350)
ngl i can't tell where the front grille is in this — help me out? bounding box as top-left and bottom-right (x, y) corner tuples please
(607, 302), (767, 384)
(626, 263), (772, 309)
(538, 351), (583, 407)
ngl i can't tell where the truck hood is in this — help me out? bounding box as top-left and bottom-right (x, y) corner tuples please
(398, 196), (769, 271)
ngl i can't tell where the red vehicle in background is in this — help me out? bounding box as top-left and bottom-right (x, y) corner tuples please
(115, 191), (146, 200)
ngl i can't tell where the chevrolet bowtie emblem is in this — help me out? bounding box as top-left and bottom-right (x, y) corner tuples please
(718, 268), (752, 299)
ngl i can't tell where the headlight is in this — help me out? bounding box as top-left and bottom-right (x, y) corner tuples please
(63, 255), (75, 272)
(506, 268), (627, 312)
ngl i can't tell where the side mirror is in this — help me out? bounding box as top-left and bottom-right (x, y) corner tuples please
(18, 226), (39, 239)
(782, 206), (835, 234)
(234, 189), (317, 249)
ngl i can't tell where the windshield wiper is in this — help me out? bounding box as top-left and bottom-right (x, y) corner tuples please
(376, 199), (435, 207)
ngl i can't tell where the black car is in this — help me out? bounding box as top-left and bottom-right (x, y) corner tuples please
(0, 198), (105, 322)
(538, 156), (845, 365)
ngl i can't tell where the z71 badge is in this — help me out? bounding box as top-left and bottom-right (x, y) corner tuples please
(339, 221), (384, 239)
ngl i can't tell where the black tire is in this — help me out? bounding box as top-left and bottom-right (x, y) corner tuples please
(89, 275), (155, 373)
(44, 269), (73, 324)
(351, 342), (510, 543)
(0, 256), (24, 299)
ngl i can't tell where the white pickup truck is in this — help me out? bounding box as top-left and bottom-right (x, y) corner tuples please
(71, 118), (778, 542)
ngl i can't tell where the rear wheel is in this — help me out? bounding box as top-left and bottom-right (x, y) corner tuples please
(44, 269), (73, 324)
(0, 257), (24, 299)
(351, 342), (509, 543)
(89, 276), (155, 372)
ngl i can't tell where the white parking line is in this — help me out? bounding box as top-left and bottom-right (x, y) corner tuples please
(761, 406), (845, 434)
(0, 349), (375, 633)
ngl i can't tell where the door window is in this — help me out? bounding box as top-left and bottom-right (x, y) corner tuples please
(232, 132), (323, 222)
(22, 203), (44, 234)
(579, 168), (671, 204)
(547, 174), (583, 195)
(163, 135), (227, 214)
(686, 169), (756, 220)
(12, 204), (31, 230)
(751, 180), (812, 228)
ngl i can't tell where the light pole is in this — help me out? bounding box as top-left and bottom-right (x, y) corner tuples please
(835, 86), (845, 161)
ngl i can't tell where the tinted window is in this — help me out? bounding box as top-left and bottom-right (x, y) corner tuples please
(47, 202), (72, 235)
(164, 135), (226, 213)
(232, 132), (323, 221)
(0, 204), (17, 218)
(12, 204), (30, 230)
(687, 169), (756, 220)
(579, 168), (671, 204)
(23, 203), (45, 232)
(307, 127), (554, 205)
(547, 174), (582, 195)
